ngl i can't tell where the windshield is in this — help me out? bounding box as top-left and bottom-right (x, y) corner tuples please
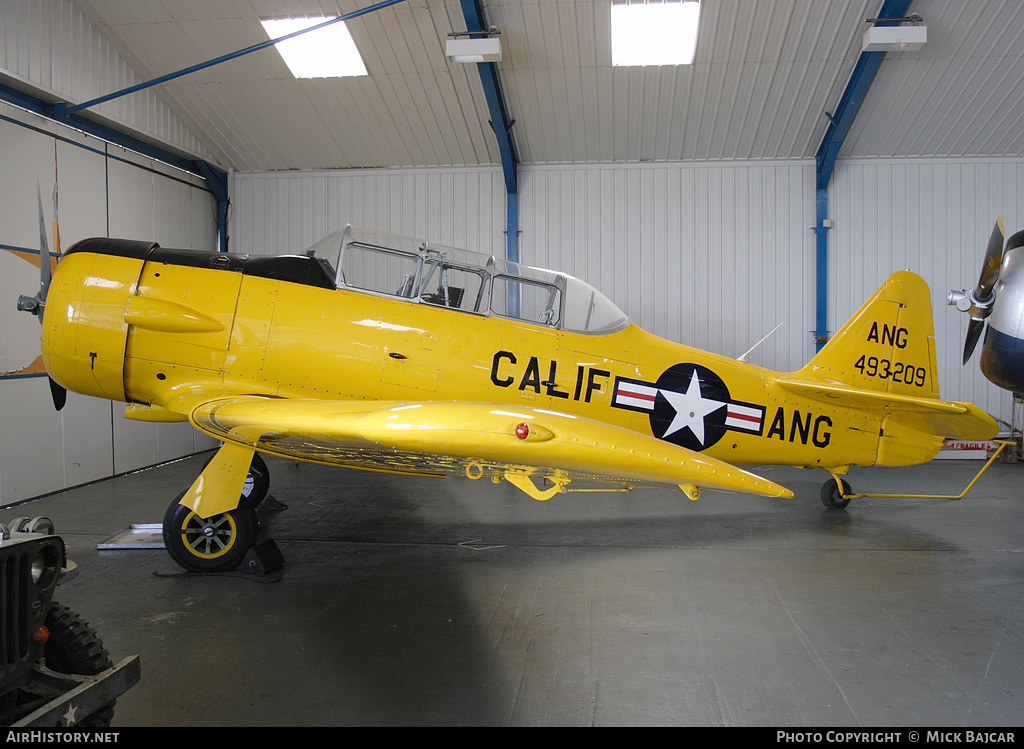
(561, 276), (630, 333)
(306, 225), (629, 334)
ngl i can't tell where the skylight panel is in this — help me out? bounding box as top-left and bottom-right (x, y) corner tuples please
(611, 1), (700, 67)
(261, 17), (368, 79)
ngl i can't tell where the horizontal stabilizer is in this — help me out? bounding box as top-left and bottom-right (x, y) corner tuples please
(776, 376), (997, 442)
(777, 377), (966, 415)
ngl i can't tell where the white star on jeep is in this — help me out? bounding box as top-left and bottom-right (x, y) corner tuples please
(660, 369), (725, 445)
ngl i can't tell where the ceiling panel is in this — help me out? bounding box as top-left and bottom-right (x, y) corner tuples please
(63, 0), (1024, 172)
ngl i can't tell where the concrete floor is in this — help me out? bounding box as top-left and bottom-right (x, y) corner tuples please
(5, 452), (1023, 727)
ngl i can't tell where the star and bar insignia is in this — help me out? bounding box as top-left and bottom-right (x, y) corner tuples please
(612, 363), (765, 451)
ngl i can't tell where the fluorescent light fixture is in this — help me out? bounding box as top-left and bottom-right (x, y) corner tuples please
(446, 37), (502, 63)
(261, 17), (367, 78)
(611, 1), (700, 67)
(862, 25), (927, 53)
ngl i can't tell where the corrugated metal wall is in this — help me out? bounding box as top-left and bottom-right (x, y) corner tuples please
(520, 163), (816, 370)
(0, 0), (211, 162)
(0, 104), (217, 505)
(232, 157), (1017, 428)
(231, 168), (508, 259)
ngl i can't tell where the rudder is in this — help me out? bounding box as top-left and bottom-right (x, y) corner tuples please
(799, 271), (941, 399)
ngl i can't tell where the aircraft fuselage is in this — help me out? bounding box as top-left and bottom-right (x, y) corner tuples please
(41, 240), (958, 476)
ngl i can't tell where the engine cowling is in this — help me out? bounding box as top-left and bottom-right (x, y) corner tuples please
(41, 241), (151, 403)
(979, 231), (1024, 397)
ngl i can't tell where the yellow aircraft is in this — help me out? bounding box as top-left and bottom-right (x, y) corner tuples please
(19, 223), (997, 572)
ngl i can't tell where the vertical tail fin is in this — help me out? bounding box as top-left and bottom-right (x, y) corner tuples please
(798, 271), (941, 399)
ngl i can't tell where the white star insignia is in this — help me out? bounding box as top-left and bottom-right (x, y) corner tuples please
(659, 369), (725, 445)
(63, 702), (79, 726)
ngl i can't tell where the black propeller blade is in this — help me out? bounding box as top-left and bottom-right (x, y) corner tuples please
(960, 218), (1006, 365)
(16, 187), (52, 319)
(963, 318), (986, 365)
(16, 183), (66, 411)
(49, 376), (67, 411)
(1005, 228), (1024, 256)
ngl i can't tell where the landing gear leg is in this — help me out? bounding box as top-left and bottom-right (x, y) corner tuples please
(162, 449), (279, 573)
(201, 451), (271, 507)
(820, 476), (852, 510)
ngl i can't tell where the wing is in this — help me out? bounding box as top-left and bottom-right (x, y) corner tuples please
(185, 396), (793, 503)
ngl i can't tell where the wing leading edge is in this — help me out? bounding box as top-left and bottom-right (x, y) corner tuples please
(186, 396), (793, 503)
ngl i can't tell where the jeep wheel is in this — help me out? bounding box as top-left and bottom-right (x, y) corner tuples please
(44, 604), (115, 727)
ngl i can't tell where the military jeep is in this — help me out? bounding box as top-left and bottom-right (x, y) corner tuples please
(0, 516), (139, 727)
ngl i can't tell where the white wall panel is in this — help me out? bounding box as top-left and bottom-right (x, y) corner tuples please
(0, 378), (65, 500)
(61, 392), (113, 489)
(231, 168), (507, 259)
(110, 414), (203, 477)
(55, 139), (107, 243)
(520, 162), (817, 372)
(0, 104), (218, 505)
(106, 157), (154, 240)
(828, 158), (1024, 426)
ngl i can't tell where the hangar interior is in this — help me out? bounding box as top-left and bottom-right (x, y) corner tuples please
(1, 0), (1023, 727)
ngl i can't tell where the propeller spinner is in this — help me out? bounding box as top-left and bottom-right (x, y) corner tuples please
(948, 218), (1006, 364)
(16, 184), (67, 411)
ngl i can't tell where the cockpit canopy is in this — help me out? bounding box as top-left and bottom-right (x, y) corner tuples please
(306, 225), (630, 335)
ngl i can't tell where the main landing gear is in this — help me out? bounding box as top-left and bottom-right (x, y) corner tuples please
(162, 453), (270, 573)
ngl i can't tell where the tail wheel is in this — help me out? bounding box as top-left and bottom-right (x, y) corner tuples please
(820, 477), (852, 510)
(44, 604), (116, 727)
(162, 492), (258, 573)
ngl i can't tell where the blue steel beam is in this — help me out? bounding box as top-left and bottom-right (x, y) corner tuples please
(0, 81), (200, 176)
(52, 0), (409, 119)
(459, 0), (519, 263)
(813, 0), (912, 349)
(0, 82), (231, 251)
(195, 160), (231, 253)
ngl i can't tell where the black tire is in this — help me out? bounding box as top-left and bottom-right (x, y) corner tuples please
(242, 453), (270, 507)
(44, 604), (115, 727)
(162, 491), (259, 573)
(820, 477), (852, 510)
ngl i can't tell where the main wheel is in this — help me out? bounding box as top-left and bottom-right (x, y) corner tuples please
(163, 492), (259, 573)
(44, 604), (115, 727)
(820, 477), (852, 510)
